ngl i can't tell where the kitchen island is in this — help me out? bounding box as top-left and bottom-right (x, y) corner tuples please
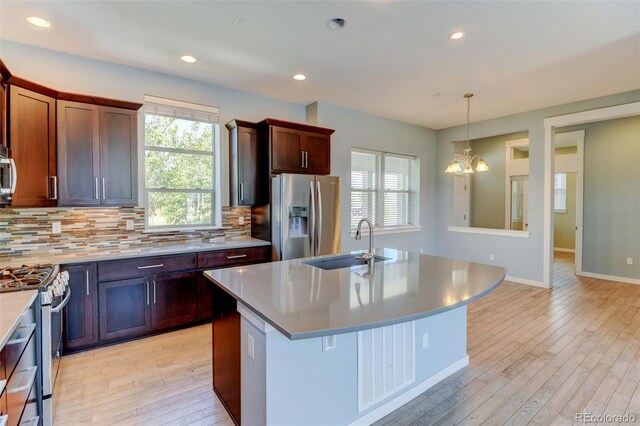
(205, 248), (506, 426)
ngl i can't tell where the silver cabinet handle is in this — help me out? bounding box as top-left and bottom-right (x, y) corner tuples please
(316, 180), (322, 253)
(146, 282), (149, 305)
(6, 323), (35, 345)
(9, 158), (17, 194)
(301, 151), (305, 168)
(226, 254), (247, 260)
(137, 264), (164, 270)
(305, 151), (309, 168)
(86, 270), (90, 296)
(95, 177), (99, 200)
(153, 281), (156, 304)
(239, 182), (244, 201)
(102, 177), (106, 200)
(50, 176), (58, 200)
(309, 180), (316, 255)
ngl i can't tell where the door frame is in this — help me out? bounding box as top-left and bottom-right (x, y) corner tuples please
(542, 101), (640, 288)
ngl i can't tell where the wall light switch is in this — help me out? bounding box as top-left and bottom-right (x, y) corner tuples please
(489, 254), (495, 261)
(247, 334), (255, 360)
(52, 221), (61, 234)
(627, 258), (634, 266)
(238, 216), (245, 225)
(422, 333), (429, 349)
(126, 220), (134, 231)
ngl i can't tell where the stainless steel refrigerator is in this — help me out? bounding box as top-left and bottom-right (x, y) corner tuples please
(271, 174), (341, 260)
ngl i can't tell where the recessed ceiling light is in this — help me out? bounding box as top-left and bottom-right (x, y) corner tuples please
(27, 16), (51, 28)
(293, 74), (307, 81)
(449, 31), (465, 40)
(328, 18), (346, 30)
(180, 55), (197, 63)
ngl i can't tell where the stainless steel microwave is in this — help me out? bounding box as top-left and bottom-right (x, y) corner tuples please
(0, 145), (16, 205)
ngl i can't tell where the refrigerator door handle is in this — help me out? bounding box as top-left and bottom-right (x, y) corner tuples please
(309, 180), (316, 256)
(316, 180), (322, 254)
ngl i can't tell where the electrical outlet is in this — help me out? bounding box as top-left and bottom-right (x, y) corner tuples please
(422, 333), (429, 349)
(489, 254), (495, 261)
(52, 221), (61, 234)
(126, 220), (134, 231)
(247, 334), (255, 360)
(238, 216), (245, 225)
(627, 258), (634, 266)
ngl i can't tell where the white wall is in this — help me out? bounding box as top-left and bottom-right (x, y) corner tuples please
(436, 90), (640, 284)
(308, 102), (438, 255)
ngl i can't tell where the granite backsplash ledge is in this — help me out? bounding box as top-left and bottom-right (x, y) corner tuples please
(0, 206), (251, 257)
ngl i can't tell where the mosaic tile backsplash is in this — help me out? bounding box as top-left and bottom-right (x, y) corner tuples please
(0, 207), (251, 257)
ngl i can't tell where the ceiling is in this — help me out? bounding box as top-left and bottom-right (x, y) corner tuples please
(1, 1), (639, 129)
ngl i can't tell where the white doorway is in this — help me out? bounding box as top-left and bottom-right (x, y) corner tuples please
(543, 102), (640, 288)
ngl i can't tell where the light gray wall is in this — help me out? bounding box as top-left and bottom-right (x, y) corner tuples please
(554, 172), (576, 250)
(308, 102), (438, 255)
(455, 131), (528, 229)
(560, 116), (640, 279)
(436, 90), (640, 283)
(0, 40), (306, 207)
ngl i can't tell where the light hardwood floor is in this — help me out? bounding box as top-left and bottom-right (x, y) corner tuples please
(55, 252), (640, 425)
(54, 325), (232, 425)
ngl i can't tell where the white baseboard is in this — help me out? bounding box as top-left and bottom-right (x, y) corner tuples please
(505, 275), (548, 288)
(347, 355), (470, 426)
(554, 247), (575, 253)
(578, 271), (640, 286)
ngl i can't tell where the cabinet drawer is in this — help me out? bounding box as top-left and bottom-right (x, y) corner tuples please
(197, 246), (270, 269)
(17, 382), (37, 426)
(3, 320), (35, 380)
(6, 336), (36, 426)
(98, 254), (197, 282)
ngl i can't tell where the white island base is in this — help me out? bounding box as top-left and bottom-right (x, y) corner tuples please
(238, 303), (469, 426)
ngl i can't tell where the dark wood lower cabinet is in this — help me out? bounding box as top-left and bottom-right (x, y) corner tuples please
(62, 263), (98, 350)
(197, 274), (213, 320)
(99, 277), (152, 341)
(212, 283), (241, 425)
(151, 272), (198, 330)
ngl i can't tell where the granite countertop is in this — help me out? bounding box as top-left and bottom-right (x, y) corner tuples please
(0, 238), (271, 267)
(205, 248), (506, 340)
(0, 290), (38, 348)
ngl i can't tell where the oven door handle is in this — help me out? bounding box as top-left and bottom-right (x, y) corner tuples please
(51, 287), (72, 313)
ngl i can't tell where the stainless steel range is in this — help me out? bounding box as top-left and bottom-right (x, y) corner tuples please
(0, 264), (70, 426)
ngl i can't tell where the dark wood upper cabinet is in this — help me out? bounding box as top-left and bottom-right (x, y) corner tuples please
(58, 102), (138, 207)
(227, 120), (260, 206)
(62, 263), (98, 350)
(263, 118), (334, 175)
(9, 86), (57, 207)
(99, 107), (137, 206)
(57, 101), (101, 206)
(302, 131), (331, 175)
(151, 271), (198, 330)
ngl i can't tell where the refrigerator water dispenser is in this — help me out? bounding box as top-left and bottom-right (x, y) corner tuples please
(289, 206), (309, 238)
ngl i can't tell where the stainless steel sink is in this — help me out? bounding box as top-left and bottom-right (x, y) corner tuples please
(303, 254), (390, 271)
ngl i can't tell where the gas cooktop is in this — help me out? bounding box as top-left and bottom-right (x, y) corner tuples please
(0, 264), (57, 292)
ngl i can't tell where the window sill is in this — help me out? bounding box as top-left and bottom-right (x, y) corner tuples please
(554, 210), (568, 214)
(143, 226), (229, 234)
(349, 225), (422, 238)
(447, 226), (530, 238)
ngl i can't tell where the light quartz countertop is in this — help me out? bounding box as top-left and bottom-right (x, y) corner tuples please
(0, 290), (37, 348)
(205, 248), (506, 340)
(0, 238), (270, 267)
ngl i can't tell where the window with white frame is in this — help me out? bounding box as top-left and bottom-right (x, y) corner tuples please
(554, 172), (567, 213)
(350, 149), (417, 232)
(144, 96), (220, 230)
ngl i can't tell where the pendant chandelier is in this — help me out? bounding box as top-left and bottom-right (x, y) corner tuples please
(445, 93), (490, 174)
